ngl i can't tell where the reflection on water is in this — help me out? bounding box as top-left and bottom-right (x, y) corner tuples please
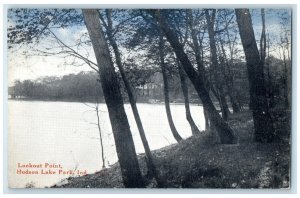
(8, 100), (205, 188)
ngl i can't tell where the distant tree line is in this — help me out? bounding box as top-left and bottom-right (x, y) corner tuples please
(8, 8), (291, 188)
(9, 71), (102, 101)
(10, 55), (288, 109)
(9, 61), (251, 105)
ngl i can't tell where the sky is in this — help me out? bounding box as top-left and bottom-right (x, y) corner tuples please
(7, 8), (292, 86)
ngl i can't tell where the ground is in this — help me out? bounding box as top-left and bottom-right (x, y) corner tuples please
(51, 110), (291, 188)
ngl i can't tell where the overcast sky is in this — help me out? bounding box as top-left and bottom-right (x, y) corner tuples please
(7, 8), (292, 86)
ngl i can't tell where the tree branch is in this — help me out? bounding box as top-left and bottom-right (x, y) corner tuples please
(47, 28), (99, 72)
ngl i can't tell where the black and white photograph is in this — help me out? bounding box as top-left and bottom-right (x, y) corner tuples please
(6, 6), (293, 189)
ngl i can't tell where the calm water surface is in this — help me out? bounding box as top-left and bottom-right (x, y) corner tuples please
(8, 100), (205, 188)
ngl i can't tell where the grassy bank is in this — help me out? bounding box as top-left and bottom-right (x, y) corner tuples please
(51, 111), (290, 188)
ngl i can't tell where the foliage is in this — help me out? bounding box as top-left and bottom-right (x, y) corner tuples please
(7, 8), (292, 188)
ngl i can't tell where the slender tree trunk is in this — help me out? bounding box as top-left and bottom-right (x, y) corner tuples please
(177, 59), (201, 135)
(225, 20), (242, 112)
(218, 35), (241, 113)
(218, 91), (230, 120)
(205, 9), (230, 121)
(187, 9), (211, 128)
(228, 89), (240, 113)
(282, 52), (289, 108)
(260, 9), (267, 68)
(203, 106), (210, 130)
(266, 34), (275, 109)
(235, 9), (275, 143)
(95, 105), (105, 169)
(187, 10), (206, 78)
(102, 9), (163, 187)
(159, 33), (183, 142)
(151, 10), (236, 144)
(82, 9), (145, 188)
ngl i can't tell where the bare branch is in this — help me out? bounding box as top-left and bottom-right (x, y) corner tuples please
(47, 28), (99, 72)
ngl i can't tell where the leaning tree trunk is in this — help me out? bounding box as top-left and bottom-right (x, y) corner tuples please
(82, 9), (145, 188)
(235, 9), (275, 143)
(103, 9), (163, 187)
(151, 10), (236, 144)
(177, 59), (201, 135)
(205, 9), (230, 121)
(159, 33), (183, 142)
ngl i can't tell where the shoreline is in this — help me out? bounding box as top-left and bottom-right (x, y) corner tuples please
(8, 98), (205, 106)
(50, 111), (290, 188)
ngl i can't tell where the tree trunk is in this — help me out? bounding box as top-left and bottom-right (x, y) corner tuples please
(266, 34), (275, 109)
(151, 10), (236, 144)
(282, 52), (289, 108)
(228, 89), (241, 113)
(82, 9), (145, 188)
(187, 9), (211, 129)
(177, 59), (201, 135)
(235, 9), (275, 143)
(205, 9), (230, 121)
(260, 9), (267, 68)
(203, 105), (210, 130)
(103, 9), (163, 187)
(218, 91), (230, 120)
(159, 33), (183, 142)
(218, 34), (241, 113)
(95, 105), (105, 169)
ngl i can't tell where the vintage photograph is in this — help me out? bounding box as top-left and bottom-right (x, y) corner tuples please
(7, 7), (292, 188)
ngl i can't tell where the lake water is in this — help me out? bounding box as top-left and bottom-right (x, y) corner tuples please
(8, 100), (205, 188)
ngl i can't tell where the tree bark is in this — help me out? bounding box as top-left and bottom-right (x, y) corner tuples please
(159, 33), (183, 142)
(235, 9), (275, 143)
(151, 10), (236, 144)
(82, 9), (145, 188)
(177, 59), (201, 135)
(102, 9), (164, 187)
